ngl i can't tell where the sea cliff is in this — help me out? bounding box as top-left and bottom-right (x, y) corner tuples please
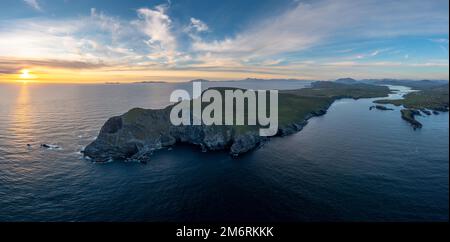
(84, 82), (391, 162)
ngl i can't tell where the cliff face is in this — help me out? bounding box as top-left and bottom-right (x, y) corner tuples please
(84, 83), (391, 162)
(84, 107), (267, 162)
(83, 106), (320, 162)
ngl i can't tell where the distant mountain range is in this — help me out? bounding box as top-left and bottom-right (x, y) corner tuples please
(130, 77), (448, 88)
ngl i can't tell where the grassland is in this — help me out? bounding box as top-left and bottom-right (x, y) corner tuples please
(84, 82), (394, 161)
(119, 82), (391, 136)
(374, 84), (448, 129)
(374, 84), (449, 111)
(198, 82), (391, 133)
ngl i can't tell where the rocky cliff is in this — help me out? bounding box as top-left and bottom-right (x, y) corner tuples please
(84, 83), (391, 162)
(83, 106), (327, 162)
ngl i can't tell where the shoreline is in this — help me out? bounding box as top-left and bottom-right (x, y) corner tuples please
(84, 82), (392, 162)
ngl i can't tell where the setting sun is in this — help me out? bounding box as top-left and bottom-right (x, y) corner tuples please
(17, 69), (38, 83)
(20, 69), (31, 79)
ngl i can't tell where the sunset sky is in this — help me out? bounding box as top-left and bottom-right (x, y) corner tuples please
(0, 0), (448, 83)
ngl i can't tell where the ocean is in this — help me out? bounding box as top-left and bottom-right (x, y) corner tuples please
(0, 80), (448, 221)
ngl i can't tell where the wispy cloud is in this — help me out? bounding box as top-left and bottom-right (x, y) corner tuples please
(430, 38), (449, 44)
(192, 0), (448, 59)
(24, 0), (42, 11)
(0, 57), (108, 76)
(353, 48), (391, 59)
(335, 48), (354, 54)
(1, 0), (449, 82)
(135, 5), (178, 64)
(0, 58), (108, 69)
(0, 8), (147, 66)
(90, 8), (124, 39)
(429, 38), (449, 54)
(187, 18), (209, 33)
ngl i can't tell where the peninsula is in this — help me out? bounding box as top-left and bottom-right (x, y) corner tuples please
(84, 79), (449, 162)
(84, 81), (391, 162)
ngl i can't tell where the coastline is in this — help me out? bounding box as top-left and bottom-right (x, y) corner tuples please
(84, 82), (391, 162)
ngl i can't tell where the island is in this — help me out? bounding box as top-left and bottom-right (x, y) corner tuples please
(400, 109), (423, 129)
(84, 81), (391, 162)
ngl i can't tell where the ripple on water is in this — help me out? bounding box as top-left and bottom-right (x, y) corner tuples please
(0, 83), (447, 221)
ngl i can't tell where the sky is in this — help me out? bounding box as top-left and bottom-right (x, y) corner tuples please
(0, 0), (448, 83)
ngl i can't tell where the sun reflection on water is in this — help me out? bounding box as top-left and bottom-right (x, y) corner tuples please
(10, 84), (34, 145)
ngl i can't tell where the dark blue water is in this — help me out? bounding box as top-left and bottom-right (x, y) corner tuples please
(0, 81), (448, 221)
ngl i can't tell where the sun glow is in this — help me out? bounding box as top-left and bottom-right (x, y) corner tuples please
(20, 69), (31, 79)
(18, 69), (37, 83)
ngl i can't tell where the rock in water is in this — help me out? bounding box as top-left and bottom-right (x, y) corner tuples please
(370, 105), (393, 111)
(421, 109), (431, 115)
(400, 109), (423, 129)
(40, 144), (62, 150)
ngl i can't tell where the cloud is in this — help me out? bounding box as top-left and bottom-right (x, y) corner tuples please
(430, 38), (449, 44)
(335, 48), (354, 54)
(187, 18), (209, 32)
(0, 58), (108, 72)
(135, 5), (177, 64)
(24, 0), (42, 11)
(2, 0), (449, 81)
(323, 61), (449, 68)
(90, 8), (123, 38)
(0, 5), (182, 71)
(353, 48), (391, 59)
(0, 65), (22, 74)
(183, 17), (209, 43)
(192, 0), (448, 60)
(370, 50), (380, 57)
(0, 8), (148, 67)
